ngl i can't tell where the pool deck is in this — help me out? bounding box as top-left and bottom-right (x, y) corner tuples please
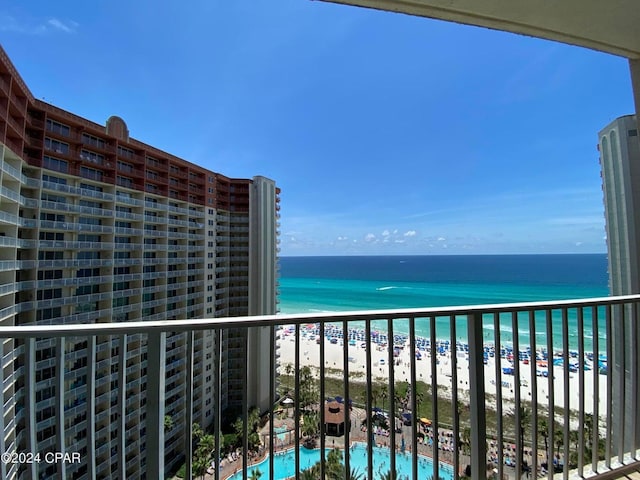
(201, 406), (529, 480)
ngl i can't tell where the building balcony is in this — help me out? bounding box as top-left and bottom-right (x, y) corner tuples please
(2, 295), (640, 480)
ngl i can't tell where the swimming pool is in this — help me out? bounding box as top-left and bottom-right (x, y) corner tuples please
(227, 443), (454, 480)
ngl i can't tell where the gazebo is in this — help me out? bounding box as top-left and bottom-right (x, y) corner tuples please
(324, 401), (350, 437)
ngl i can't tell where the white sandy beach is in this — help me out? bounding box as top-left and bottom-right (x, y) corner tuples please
(277, 327), (608, 418)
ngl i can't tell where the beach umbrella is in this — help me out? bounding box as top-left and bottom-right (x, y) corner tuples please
(282, 398), (294, 405)
(335, 396), (344, 404)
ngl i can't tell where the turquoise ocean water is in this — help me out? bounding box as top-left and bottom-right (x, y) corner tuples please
(278, 254), (610, 352)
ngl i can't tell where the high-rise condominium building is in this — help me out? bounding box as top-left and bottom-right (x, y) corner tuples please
(599, 114), (640, 296)
(598, 114), (640, 455)
(0, 45), (280, 479)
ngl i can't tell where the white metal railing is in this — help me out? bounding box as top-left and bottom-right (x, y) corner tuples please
(0, 296), (639, 480)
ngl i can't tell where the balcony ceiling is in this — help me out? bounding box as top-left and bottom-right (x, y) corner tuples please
(318, 0), (640, 59)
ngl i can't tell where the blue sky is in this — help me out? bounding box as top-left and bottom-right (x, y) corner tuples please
(1, 1), (635, 256)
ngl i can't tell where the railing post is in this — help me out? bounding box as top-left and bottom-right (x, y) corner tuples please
(117, 335), (127, 479)
(184, 331), (194, 480)
(467, 312), (487, 480)
(87, 336), (96, 480)
(55, 337), (66, 480)
(146, 331), (166, 479)
(25, 338), (37, 480)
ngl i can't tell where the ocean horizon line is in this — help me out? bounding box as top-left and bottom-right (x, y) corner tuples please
(279, 252), (607, 258)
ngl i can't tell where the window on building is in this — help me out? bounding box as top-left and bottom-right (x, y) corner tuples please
(78, 234), (100, 242)
(43, 156), (68, 173)
(77, 251), (100, 260)
(39, 232), (64, 241)
(79, 217), (101, 225)
(117, 146), (134, 159)
(44, 137), (70, 154)
(46, 119), (70, 137)
(80, 183), (103, 193)
(38, 251), (63, 260)
(79, 199), (102, 208)
(80, 166), (103, 182)
(82, 133), (106, 149)
(80, 149), (104, 165)
(117, 176), (133, 188)
(37, 288), (62, 300)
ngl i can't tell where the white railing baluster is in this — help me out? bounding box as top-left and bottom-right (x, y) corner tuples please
(343, 318), (350, 479)
(365, 318), (373, 480)
(214, 328), (222, 480)
(605, 304), (613, 468)
(184, 331), (194, 480)
(578, 307), (586, 476)
(528, 309), (539, 477)
(430, 315), (439, 480)
(294, 323), (300, 478)
(269, 324), (276, 480)
(55, 337), (66, 480)
(319, 321), (326, 480)
(87, 336), (96, 480)
(387, 316), (396, 479)
(512, 310), (522, 480)
(410, 315), (418, 480)
(468, 312), (487, 480)
(632, 302), (639, 457)
(545, 308), (555, 480)
(493, 311), (504, 480)
(117, 334), (127, 479)
(25, 337), (37, 480)
(562, 308), (570, 480)
(145, 331), (166, 479)
(592, 305), (600, 473)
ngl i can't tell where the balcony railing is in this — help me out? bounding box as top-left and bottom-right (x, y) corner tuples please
(0, 295), (639, 480)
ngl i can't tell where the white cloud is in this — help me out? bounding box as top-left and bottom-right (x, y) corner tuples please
(382, 230), (390, 236)
(0, 15), (77, 35)
(404, 230), (416, 237)
(364, 233), (376, 242)
(47, 18), (78, 33)
(437, 236), (446, 242)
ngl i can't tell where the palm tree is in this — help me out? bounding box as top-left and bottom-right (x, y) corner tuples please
(568, 430), (580, 467)
(538, 417), (550, 465)
(300, 366), (317, 409)
(584, 413), (594, 441)
(249, 469), (263, 480)
(371, 385), (380, 409)
(380, 389), (388, 414)
(346, 467), (364, 480)
(460, 426), (471, 456)
(554, 427), (564, 467)
(325, 448), (344, 480)
(192, 422), (215, 479)
(378, 468), (399, 480)
(284, 363), (294, 393)
(302, 411), (319, 443)
(300, 465), (319, 480)
(513, 406), (531, 468)
(415, 391), (425, 417)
